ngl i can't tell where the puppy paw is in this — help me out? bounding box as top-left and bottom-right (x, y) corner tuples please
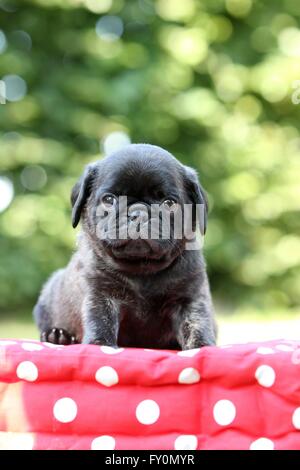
(41, 328), (78, 345)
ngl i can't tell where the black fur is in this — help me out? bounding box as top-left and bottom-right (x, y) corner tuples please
(34, 144), (216, 350)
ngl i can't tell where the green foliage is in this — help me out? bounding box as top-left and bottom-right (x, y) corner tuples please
(0, 0), (300, 317)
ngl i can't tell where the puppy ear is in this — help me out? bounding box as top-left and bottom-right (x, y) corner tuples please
(71, 163), (97, 228)
(184, 166), (208, 235)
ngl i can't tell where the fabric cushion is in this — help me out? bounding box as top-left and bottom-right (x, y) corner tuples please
(0, 339), (300, 450)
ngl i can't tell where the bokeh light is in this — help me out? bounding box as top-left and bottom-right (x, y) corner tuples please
(279, 27), (300, 57)
(10, 30), (32, 51)
(96, 15), (124, 42)
(2, 75), (27, 102)
(225, 0), (252, 18)
(155, 0), (196, 22)
(160, 27), (208, 65)
(0, 30), (7, 53)
(0, 177), (14, 212)
(84, 0), (113, 14)
(0, 1), (18, 13)
(102, 131), (131, 155)
(20, 166), (48, 191)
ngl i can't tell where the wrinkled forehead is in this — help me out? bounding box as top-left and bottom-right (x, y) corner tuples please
(97, 157), (183, 198)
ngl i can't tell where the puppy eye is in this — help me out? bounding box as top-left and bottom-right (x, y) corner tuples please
(101, 194), (117, 208)
(163, 199), (178, 212)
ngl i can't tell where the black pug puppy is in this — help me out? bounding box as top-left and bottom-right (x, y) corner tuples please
(34, 144), (216, 350)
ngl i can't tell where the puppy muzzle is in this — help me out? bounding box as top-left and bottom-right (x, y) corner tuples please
(111, 239), (166, 260)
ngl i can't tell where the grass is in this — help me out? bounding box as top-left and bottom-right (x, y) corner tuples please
(0, 318), (38, 340)
(1, 309), (300, 346)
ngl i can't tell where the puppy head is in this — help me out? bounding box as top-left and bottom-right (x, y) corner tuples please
(71, 144), (208, 274)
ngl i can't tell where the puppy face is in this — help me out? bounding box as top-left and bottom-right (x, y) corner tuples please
(71, 144), (208, 274)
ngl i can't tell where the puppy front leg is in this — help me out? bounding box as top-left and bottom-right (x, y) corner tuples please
(82, 296), (120, 347)
(175, 300), (216, 350)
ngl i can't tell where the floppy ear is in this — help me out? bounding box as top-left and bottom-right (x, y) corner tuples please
(71, 163), (97, 228)
(184, 166), (208, 235)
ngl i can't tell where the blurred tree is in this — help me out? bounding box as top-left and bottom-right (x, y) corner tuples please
(0, 0), (300, 318)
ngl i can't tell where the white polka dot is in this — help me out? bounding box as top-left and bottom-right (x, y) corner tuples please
(95, 366), (119, 387)
(250, 438), (274, 450)
(275, 344), (294, 352)
(255, 365), (276, 388)
(3, 433), (34, 450)
(144, 349), (155, 352)
(291, 350), (300, 365)
(100, 346), (124, 354)
(0, 340), (17, 346)
(292, 407), (300, 429)
(136, 399), (160, 425)
(178, 368), (200, 384)
(21, 342), (44, 351)
(174, 435), (198, 450)
(91, 435), (116, 450)
(16, 361), (38, 382)
(44, 342), (65, 349)
(213, 399), (236, 426)
(53, 398), (78, 423)
(177, 348), (200, 357)
(256, 347), (276, 355)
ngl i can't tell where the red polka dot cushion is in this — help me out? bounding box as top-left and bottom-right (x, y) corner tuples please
(0, 339), (300, 450)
